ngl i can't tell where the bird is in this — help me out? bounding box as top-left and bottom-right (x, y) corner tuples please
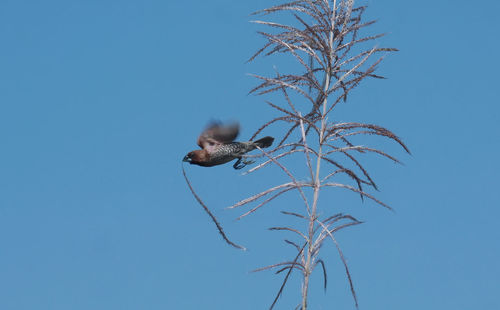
(183, 122), (274, 169)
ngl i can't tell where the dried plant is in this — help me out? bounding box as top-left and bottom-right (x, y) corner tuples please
(227, 1), (410, 309)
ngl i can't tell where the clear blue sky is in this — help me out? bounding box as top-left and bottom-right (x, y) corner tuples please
(1, 0), (499, 309)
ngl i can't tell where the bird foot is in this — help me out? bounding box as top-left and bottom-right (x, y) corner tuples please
(233, 158), (255, 170)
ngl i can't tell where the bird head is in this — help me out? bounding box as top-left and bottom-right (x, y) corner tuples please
(183, 150), (208, 165)
(183, 151), (195, 163)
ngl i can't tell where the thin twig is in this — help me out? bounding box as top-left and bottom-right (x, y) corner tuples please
(316, 219), (359, 309)
(269, 243), (307, 310)
(182, 164), (246, 250)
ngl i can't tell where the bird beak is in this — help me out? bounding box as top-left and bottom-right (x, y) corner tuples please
(183, 155), (191, 163)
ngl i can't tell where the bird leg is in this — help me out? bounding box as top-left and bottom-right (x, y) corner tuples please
(233, 158), (245, 169)
(240, 154), (256, 166)
(233, 157), (255, 170)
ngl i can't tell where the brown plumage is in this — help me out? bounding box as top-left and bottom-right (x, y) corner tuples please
(183, 122), (274, 169)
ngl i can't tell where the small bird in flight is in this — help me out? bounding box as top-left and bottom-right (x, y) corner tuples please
(183, 122), (274, 169)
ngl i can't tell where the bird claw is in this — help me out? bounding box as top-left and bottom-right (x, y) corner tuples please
(233, 158), (255, 170)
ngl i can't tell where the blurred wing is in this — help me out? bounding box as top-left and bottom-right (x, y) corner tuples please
(197, 122), (240, 150)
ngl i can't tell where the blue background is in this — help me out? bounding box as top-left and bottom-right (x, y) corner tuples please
(1, 0), (499, 309)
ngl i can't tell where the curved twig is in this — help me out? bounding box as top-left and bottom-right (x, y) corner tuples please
(182, 164), (246, 250)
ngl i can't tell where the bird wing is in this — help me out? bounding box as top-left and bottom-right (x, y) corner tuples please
(197, 122), (240, 150)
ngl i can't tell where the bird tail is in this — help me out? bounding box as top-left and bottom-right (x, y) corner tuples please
(253, 136), (274, 148)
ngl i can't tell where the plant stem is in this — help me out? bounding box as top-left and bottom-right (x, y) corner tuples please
(301, 55), (331, 310)
(301, 3), (336, 306)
